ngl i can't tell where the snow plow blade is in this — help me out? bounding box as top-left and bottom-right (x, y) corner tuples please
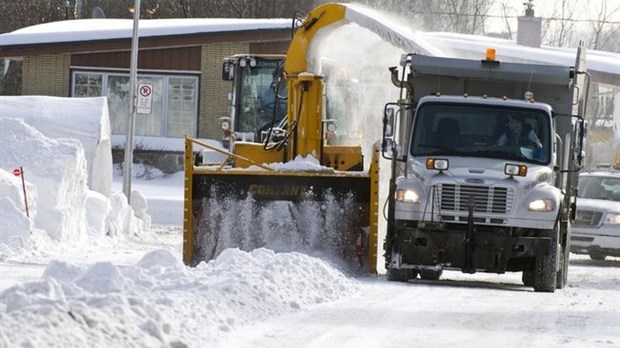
(182, 138), (379, 274)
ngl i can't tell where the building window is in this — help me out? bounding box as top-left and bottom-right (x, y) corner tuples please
(167, 77), (197, 138)
(71, 70), (198, 137)
(74, 73), (102, 97)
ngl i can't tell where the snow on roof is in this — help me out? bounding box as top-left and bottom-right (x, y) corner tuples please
(419, 32), (620, 78)
(0, 14), (617, 79)
(0, 18), (292, 46)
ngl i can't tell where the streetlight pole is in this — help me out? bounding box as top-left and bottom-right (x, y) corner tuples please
(122, 0), (141, 204)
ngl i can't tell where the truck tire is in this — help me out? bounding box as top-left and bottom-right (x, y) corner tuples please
(419, 269), (442, 281)
(533, 229), (558, 292)
(533, 254), (557, 292)
(522, 271), (534, 287)
(386, 268), (417, 282)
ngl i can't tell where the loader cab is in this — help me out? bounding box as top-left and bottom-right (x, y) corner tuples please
(220, 55), (286, 148)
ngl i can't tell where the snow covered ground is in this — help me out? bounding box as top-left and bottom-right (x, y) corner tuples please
(1, 42), (618, 347)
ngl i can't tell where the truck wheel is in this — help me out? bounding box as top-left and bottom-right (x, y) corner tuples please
(589, 252), (606, 261)
(533, 254), (557, 292)
(522, 271), (534, 287)
(533, 239), (558, 292)
(386, 268), (417, 282)
(419, 269), (442, 281)
(533, 221), (559, 292)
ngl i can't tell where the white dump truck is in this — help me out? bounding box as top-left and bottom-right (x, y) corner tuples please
(381, 47), (589, 292)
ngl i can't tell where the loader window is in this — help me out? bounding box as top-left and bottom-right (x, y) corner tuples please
(410, 102), (551, 164)
(234, 58), (286, 134)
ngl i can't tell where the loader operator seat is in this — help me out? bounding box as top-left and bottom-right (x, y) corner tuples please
(437, 117), (462, 149)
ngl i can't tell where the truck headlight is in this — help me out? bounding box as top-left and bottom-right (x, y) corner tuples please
(426, 158), (449, 171)
(505, 163), (527, 177)
(603, 213), (620, 225)
(528, 199), (554, 212)
(395, 189), (420, 203)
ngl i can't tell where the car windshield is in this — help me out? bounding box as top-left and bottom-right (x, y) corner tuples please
(578, 175), (620, 202)
(410, 103), (551, 164)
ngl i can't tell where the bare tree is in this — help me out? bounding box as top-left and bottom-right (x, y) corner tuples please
(587, 0), (620, 51)
(497, 2), (516, 39)
(0, 0), (69, 33)
(542, 0), (577, 47)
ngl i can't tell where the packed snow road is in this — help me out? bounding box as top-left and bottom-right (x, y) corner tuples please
(219, 254), (619, 348)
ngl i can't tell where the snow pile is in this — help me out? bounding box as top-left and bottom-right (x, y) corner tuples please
(0, 118), (146, 257)
(0, 96), (113, 197)
(0, 118), (89, 242)
(268, 154), (335, 171)
(0, 248), (358, 347)
(0, 198), (33, 251)
(0, 170), (37, 251)
(245, 154), (336, 172)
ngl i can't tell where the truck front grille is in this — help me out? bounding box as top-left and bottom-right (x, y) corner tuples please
(573, 210), (603, 227)
(437, 184), (513, 214)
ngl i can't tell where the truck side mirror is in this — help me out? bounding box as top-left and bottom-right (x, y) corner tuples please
(382, 106), (397, 157)
(222, 61), (233, 81)
(576, 119), (587, 166)
(383, 107), (395, 138)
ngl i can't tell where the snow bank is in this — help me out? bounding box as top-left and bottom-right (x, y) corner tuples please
(0, 118), (89, 242)
(0, 248), (358, 347)
(0, 168), (37, 220)
(0, 96), (113, 197)
(0, 198), (32, 251)
(0, 118), (148, 256)
(0, 169), (37, 252)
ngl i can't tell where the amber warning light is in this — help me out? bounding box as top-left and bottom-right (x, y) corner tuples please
(485, 48), (496, 61)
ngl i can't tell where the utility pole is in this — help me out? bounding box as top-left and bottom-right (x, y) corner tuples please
(122, 0), (141, 204)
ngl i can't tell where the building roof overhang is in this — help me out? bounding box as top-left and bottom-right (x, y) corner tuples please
(0, 18), (292, 57)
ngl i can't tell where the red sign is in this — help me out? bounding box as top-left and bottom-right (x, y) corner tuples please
(12, 168), (21, 176)
(140, 84), (152, 97)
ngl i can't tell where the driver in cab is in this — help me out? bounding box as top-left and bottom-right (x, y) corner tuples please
(496, 114), (544, 160)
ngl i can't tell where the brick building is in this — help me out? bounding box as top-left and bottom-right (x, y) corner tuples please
(0, 18), (291, 171)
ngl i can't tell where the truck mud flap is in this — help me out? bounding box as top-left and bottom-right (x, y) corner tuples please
(185, 171), (374, 272)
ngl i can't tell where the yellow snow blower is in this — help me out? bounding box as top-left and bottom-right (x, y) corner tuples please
(183, 3), (391, 272)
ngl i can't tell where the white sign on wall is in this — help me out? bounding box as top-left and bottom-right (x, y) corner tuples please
(136, 83), (153, 115)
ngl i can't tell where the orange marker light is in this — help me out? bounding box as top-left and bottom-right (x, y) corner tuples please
(426, 158), (435, 169)
(486, 48), (496, 60)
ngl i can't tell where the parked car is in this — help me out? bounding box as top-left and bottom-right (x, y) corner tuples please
(571, 171), (620, 260)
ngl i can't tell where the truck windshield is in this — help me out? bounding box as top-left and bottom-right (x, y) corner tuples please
(235, 58), (286, 133)
(410, 103), (551, 164)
